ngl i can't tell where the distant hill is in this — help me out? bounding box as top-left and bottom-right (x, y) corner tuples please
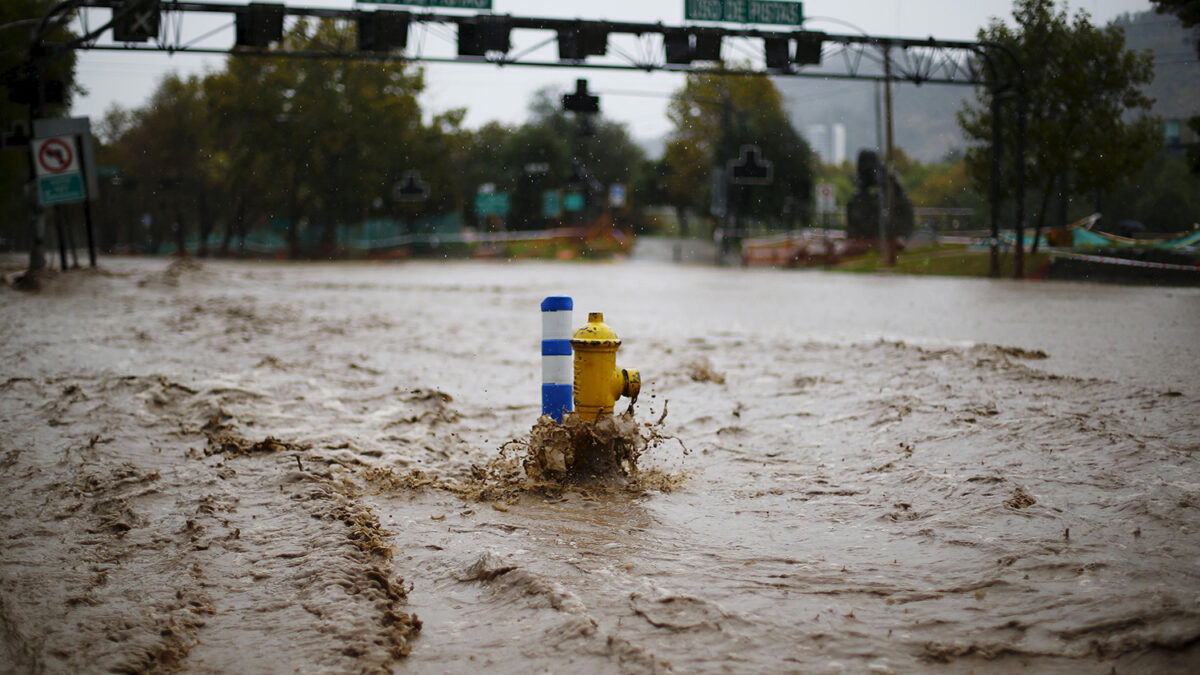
(774, 76), (969, 164)
(776, 10), (1200, 165)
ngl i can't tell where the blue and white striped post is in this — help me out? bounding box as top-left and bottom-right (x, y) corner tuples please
(541, 296), (573, 422)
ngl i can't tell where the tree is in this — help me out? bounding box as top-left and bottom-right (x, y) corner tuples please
(201, 18), (429, 257)
(263, 18), (428, 256)
(104, 74), (213, 256)
(1, 0), (79, 263)
(958, 0), (1161, 253)
(664, 71), (814, 236)
(444, 87), (644, 230)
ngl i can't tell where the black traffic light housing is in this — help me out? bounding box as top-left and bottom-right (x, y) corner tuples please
(794, 31), (825, 66)
(558, 23), (608, 61)
(6, 75), (65, 106)
(665, 28), (723, 64)
(236, 3), (285, 49)
(562, 78), (599, 115)
(358, 11), (410, 52)
(393, 171), (429, 202)
(112, 0), (161, 43)
(728, 145), (774, 186)
(764, 37), (790, 70)
(458, 16), (512, 57)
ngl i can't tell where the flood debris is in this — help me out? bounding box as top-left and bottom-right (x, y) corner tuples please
(365, 405), (688, 502)
(508, 405), (686, 490)
(201, 414), (308, 456)
(523, 411), (646, 482)
(685, 357), (726, 384)
(1005, 487), (1037, 510)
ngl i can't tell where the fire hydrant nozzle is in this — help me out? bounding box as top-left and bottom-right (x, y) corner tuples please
(570, 312), (640, 420)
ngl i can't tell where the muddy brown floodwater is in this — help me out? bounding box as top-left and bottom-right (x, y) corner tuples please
(1, 254), (1198, 674)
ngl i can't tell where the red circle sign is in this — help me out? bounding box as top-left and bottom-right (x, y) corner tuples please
(37, 138), (74, 175)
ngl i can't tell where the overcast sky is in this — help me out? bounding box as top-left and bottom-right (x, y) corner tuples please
(70, 0), (1156, 143)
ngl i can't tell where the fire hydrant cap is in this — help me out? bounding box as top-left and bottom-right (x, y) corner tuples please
(570, 312), (621, 346)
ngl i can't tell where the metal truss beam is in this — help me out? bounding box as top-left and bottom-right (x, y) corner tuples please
(67, 0), (1011, 89)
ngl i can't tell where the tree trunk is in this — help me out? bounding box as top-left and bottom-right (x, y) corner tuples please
(174, 207), (187, 258)
(1031, 175), (1055, 256)
(1057, 172), (1069, 229)
(675, 204), (689, 238)
(287, 197), (301, 260)
(197, 190), (211, 258)
(219, 197), (239, 258)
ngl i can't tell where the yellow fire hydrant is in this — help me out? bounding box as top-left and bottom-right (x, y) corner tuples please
(571, 312), (641, 420)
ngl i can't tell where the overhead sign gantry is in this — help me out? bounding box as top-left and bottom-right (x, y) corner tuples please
(5, 0), (1029, 277)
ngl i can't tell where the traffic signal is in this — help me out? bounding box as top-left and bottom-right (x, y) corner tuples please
(235, 3), (285, 49)
(692, 29), (722, 61)
(562, 79), (599, 115)
(664, 29), (723, 64)
(764, 37), (790, 70)
(6, 77), (65, 106)
(794, 31), (825, 66)
(458, 16), (511, 57)
(358, 11), (409, 52)
(558, 23), (608, 61)
(728, 145), (774, 186)
(112, 0), (161, 43)
(664, 29), (691, 64)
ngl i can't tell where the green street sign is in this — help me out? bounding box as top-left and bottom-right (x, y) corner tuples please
(564, 191), (585, 213)
(37, 173), (86, 206)
(367, 0), (493, 8)
(475, 191), (510, 217)
(685, 0), (804, 26)
(541, 190), (562, 219)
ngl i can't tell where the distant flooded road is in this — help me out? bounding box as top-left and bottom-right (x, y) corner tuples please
(2, 256), (1198, 673)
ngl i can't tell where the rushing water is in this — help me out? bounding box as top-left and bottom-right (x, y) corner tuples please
(1, 255), (1198, 673)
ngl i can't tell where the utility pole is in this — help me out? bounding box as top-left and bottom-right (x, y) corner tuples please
(26, 65), (47, 279)
(883, 43), (897, 267)
(873, 81), (886, 258)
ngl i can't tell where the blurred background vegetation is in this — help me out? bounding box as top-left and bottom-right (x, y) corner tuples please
(2, 0), (1197, 260)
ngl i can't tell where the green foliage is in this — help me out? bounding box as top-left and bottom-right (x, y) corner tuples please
(444, 87), (645, 229)
(101, 18), (432, 256)
(1, 0), (79, 250)
(93, 24), (648, 255)
(1103, 152), (1200, 230)
(816, 152), (989, 232)
(837, 243), (1052, 278)
(663, 70), (815, 228)
(958, 0), (1161, 244)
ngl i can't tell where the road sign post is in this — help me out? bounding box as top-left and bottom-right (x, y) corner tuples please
(393, 171), (429, 202)
(474, 191), (510, 217)
(609, 184), (627, 209)
(728, 145), (773, 185)
(541, 190), (562, 219)
(32, 135), (87, 206)
(816, 182), (836, 215)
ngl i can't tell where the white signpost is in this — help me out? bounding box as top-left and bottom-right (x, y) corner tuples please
(32, 135), (86, 206)
(609, 183), (627, 209)
(816, 181), (837, 215)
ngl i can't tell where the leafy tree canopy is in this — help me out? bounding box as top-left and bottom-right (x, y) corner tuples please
(958, 0), (1161, 242)
(2, 0), (79, 245)
(664, 70), (814, 228)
